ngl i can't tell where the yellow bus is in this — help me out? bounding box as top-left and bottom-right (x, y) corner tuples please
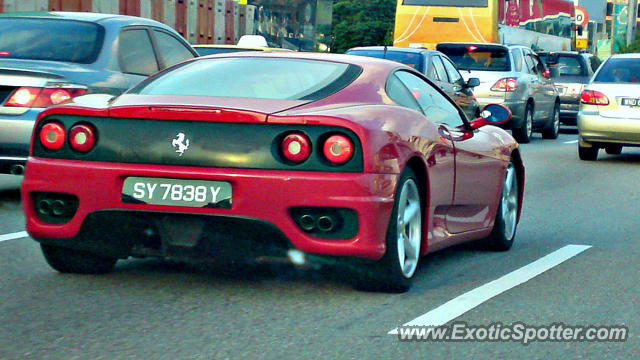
(394, 0), (575, 51)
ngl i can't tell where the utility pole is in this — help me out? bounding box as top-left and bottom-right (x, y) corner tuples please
(627, 0), (639, 44)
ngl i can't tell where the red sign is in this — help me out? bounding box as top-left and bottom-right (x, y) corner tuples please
(575, 6), (589, 27)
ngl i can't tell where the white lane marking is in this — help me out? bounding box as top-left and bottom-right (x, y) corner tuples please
(388, 244), (591, 335)
(0, 231), (29, 242)
(564, 140), (578, 144)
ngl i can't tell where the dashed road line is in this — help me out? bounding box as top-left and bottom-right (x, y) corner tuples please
(388, 244), (592, 334)
(0, 231), (29, 242)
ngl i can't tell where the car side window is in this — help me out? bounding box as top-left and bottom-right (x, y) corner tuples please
(441, 57), (463, 85)
(431, 56), (449, 82)
(119, 29), (159, 76)
(152, 30), (195, 69)
(512, 49), (523, 72)
(589, 56), (601, 72)
(386, 74), (422, 112)
(395, 70), (465, 128)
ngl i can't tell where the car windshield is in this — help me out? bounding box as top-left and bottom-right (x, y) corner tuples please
(131, 57), (360, 101)
(593, 58), (640, 83)
(546, 55), (586, 77)
(347, 49), (424, 72)
(437, 44), (510, 71)
(0, 17), (103, 63)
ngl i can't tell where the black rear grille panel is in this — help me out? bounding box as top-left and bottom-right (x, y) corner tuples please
(33, 115), (364, 172)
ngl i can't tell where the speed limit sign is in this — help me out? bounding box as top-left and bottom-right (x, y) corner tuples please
(575, 6), (589, 27)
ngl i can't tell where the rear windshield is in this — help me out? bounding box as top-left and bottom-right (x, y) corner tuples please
(0, 18), (104, 63)
(437, 44), (510, 71)
(593, 58), (640, 83)
(131, 57), (361, 101)
(195, 47), (262, 56)
(545, 55), (587, 77)
(347, 49), (424, 73)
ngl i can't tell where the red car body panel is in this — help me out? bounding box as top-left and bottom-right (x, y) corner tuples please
(21, 52), (524, 263)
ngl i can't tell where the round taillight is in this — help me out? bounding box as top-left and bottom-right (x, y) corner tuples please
(282, 133), (311, 162)
(323, 134), (353, 164)
(39, 122), (66, 150)
(69, 124), (96, 152)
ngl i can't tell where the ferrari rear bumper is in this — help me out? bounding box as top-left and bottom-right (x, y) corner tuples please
(22, 158), (398, 260)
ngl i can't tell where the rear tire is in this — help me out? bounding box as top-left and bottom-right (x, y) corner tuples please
(512, 104), (533, 144)
(541, 102), (560, 139)
(484, 161), (519, 251)
(578, 144), (599, 161)
(353, 168), (422, 293)
(605, 145), (622, 155)
(41, 244), (117, 274)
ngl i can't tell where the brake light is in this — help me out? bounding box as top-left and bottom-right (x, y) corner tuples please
(467, 45), (478, 52)
(323, 134), (353, 164)
(491, 78), (517, 92)
(69, 124), (97, 152)
(281, 133), (311, 162)
(5, 86), (87, 108)
(580, 90), (609, 105)
(39, 122), (66, 150)
(0, 51), (11, 56)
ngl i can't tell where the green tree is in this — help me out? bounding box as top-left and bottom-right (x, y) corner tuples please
(330, 0), (396, 53)
(615, 31), (640, 54)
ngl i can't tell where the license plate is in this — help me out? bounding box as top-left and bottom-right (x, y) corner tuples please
(122, 177), (232, 208)
(621, 98), (640, 107)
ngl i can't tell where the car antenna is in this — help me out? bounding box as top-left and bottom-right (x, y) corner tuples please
(384, 45), (388, 59)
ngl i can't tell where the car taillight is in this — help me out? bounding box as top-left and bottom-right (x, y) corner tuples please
(281, 133), (311, 162)
(5, 86), (87, 108)
(39, 122), (66, 150)
(323, 134), (353, 164)
(69, 124), (97, 152)
(580, 90), (609, 106)
(491, 78), (517, 92)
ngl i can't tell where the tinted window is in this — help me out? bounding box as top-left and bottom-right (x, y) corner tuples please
(512, 49), (523, 72)
(589, 56), (602, 72)
(593, 58), (640, 83)
(347, 50), (424, 73)
(431, 56), (449, 82)
(153, 30), (194, 68)
(441, 57), (463, 84)
(195, 47), (262, 56)
(395, 71), (464, 127)
(0, 18), (103, 63)
(119, 29), (159, 76)
(386, 75), (422, 111)
(437, 44), (510, 71)
(523, 51), (536, 74)
(132, 58), (360, 100)
(548, 55), (585, 76)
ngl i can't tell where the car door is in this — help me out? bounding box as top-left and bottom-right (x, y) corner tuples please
(391, 70), (456, 247)
(525, 49), (555, 122)
(427, 54), (451, 94)
(441, 55), (477, 119)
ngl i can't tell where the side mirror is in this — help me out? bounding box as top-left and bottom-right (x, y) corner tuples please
(469, 104), (512, 130)
(466, 77), (480, 87)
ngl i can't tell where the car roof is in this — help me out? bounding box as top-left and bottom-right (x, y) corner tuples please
(609, 53), (640, 59)
(0, 11), (171, 27)
(347, 46), (437, 55)
(193, 44), (292, 52)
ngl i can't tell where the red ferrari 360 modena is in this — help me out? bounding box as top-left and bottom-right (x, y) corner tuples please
(22, 52), (524, 292)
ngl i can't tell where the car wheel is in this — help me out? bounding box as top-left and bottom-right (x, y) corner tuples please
(484, 161), (518, 251)
(512, 104), (533, 144)
(541, 102), (560, 139)
(353, 167), (422, 293)
(578, 143), (598, 161)
(605, 145), (622, 155)
(41, 244), (117, 274)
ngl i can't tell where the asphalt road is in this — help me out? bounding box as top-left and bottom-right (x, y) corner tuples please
(1, 129), (639, 359)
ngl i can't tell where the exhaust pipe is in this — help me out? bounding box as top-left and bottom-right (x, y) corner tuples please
(299, 214), (316, 231)
(9, 164), (24, 175)
(316, 215), (335, 232)
(51, 200), (66, 216)
(37, 199), (52, 215)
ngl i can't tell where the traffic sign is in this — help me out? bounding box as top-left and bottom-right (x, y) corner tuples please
(576, 39), (588, 49)
(575, 6), (589, 28)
